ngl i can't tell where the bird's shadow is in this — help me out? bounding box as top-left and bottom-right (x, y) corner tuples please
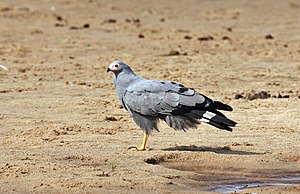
(162, 145), (264, 155)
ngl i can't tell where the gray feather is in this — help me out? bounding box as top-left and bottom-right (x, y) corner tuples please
(164, 115), (199, 131)
(124, 80), (207, 116)
(131, 111), (159, 132)
(163, 93), (180, 107)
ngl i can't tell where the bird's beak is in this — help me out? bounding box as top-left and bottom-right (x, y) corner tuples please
(107, 68), (111, 72)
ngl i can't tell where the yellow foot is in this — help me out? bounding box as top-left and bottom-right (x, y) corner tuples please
(128, 146), (149, 151)
(129, 133), (151, 151)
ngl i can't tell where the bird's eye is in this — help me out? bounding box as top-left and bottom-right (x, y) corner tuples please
(114, 64), (119, 68)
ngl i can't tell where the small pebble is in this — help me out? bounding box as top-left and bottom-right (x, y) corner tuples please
(83, 23), (90, 28)
(56, 16), (63, 21)
(168, 50), (180, 56)
(69, 26), (79, 30)
(265, 34), (274, 39)
(222, 36), (231, 40)
(55, 23), (64, 27)
(104, 19), (117, 23)
(198, 35), (214, 41)
(184, 35), (192, 40)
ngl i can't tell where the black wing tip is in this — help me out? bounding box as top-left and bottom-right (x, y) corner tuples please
(227, 106), (233, 111)
(228, 120), (237, 127)
(226, 123), (237, 131)
(225, 127), (233, 132)
(209, 120), (236, 132)
(213, 101), (233, 111)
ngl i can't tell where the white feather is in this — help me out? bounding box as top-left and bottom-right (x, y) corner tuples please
(200, 118), (210, 123)
(203, 111), (216, 119)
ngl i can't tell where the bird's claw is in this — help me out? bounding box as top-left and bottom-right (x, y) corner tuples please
(128, 146), (148, 151)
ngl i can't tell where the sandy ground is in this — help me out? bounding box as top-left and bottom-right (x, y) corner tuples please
(1, 0), (300, 193)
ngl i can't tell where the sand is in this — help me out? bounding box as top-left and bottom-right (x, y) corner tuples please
(0, 0), (300, 193)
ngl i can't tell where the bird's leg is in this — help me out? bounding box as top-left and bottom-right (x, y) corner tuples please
(130, 133), (150, 151)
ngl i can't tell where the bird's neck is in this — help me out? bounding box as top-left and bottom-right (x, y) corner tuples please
(114, 70), (143, 101)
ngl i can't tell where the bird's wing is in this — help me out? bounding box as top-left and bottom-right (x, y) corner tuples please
(122, 80), (213, 116)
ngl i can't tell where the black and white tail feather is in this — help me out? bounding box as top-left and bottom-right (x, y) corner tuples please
(191, 100), (236, 131)
(163, 100), (236, 132)
(189, 110), (236, 131)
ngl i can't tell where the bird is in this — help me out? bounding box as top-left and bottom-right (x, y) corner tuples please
(107, 60), (237, 151)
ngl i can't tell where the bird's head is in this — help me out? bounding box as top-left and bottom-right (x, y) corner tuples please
(107, 60), (134, 75)
(107, 60), (125, 73)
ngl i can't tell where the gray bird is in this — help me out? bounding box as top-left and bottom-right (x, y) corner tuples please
(107, 60), (237, 151)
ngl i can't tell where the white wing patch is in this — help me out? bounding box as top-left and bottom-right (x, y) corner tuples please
(203, 111), (216, 119)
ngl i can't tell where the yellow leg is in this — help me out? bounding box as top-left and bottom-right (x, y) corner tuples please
(130, 133), (149, 151)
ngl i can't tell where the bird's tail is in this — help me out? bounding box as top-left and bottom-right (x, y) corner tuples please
(187, 110), (236, 131)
